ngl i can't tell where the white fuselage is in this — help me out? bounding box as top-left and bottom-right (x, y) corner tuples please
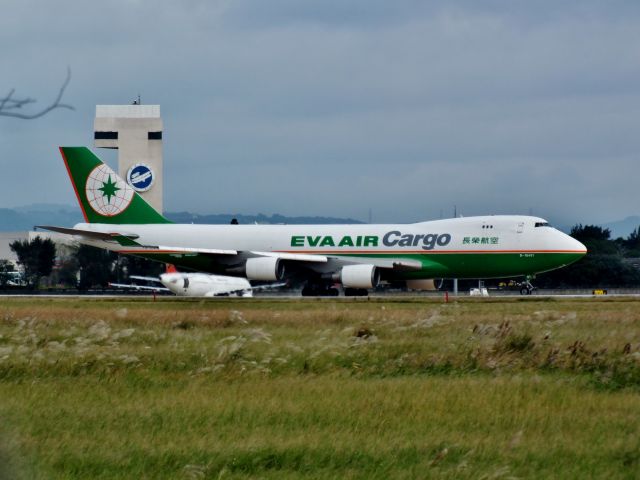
(160, 272), (252, 297)
(74, 215), (586, 280)
(76, 216), (580, 253)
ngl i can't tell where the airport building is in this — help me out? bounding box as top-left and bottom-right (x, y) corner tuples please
(0, 231), (73, 267)
(94, 104), (164, 213)
(0, 102), (165, 274)
(0, 232), (30, 266)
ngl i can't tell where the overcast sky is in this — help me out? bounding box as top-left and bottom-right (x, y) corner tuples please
(1, 0), (639, 225)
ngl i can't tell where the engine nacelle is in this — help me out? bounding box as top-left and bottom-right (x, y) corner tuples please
(245, 257), (285, 281)
(406, 279), (437, 291)
(340, 264), (380, 289)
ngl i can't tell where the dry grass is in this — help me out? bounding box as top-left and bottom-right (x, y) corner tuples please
(0, 296), (639, 478)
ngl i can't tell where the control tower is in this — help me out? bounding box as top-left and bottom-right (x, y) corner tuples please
(93, 104), (163, 213)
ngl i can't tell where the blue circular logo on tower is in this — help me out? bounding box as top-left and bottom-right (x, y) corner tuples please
(126, 163), (154, 192)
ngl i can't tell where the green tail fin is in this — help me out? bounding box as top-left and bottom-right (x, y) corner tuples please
(60, 147), (171, 224)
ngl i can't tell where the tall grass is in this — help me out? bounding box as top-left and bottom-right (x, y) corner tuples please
(1, 297), (638, 388)
(0, 297), (639, 478)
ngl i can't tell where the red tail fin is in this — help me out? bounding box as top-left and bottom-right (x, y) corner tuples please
(166, 264), (178, 273)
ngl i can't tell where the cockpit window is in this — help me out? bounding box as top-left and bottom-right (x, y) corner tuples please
(535, 222), (550, 227)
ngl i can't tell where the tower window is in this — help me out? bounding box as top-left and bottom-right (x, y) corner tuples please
(94, 131), (118, 140)
(148, 131), (162, 140)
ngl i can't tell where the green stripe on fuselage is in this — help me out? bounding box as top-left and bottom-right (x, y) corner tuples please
(126, 250), (584, 280)
(338, 252), (585, 279)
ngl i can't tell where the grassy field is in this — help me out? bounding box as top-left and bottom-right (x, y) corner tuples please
(0, 296), (639, 479)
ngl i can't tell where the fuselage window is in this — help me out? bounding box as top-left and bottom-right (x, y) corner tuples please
(535, 222), (550, 228)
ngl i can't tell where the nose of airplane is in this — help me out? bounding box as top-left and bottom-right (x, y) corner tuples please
(160, 273), (178, 284)
(558, 230), (587, 262)
(570, 236), (587, 255)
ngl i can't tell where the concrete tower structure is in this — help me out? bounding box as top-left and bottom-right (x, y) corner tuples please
(93, 104), (163, 213)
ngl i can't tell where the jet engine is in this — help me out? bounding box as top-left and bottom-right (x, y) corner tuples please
(340, 264), (380, 289)
(245, 257), (285, 281)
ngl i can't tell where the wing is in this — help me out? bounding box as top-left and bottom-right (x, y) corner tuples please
(129, 275), (163, 283)
(108, 282), (169, 292)
(249, 282), (288, 291)
(37, 225), (421, 272)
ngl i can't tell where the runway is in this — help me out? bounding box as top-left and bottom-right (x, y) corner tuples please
(1, 292), (640, 300)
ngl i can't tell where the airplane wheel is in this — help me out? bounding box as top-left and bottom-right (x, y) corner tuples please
(328, 288), (339, 297)
(520, 287), (531, 295)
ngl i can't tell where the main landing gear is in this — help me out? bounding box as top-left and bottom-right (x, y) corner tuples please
(300, 281), (368, 297)
(301, 282), (339, 297)
(520, 280), (536, 295)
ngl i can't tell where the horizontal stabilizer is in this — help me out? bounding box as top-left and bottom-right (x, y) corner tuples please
(36, 225), (140, 242)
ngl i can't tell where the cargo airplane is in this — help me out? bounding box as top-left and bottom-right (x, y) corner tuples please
(40, 147), (587, 296)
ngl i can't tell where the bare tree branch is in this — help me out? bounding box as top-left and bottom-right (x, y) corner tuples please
(0, 67), (74, 120)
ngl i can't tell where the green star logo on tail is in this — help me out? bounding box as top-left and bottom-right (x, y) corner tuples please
(98, 175), (120, 203)
(85, 164), (134, 217)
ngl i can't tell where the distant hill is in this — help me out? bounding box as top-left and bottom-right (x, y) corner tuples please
(0, 204), (364, 231)
(600, 216), (640, 239)
(165, 212), (364, 225)
(0, 204), (83, 231)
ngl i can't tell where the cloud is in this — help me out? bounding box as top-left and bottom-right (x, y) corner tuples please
(1, 0), (639, 225)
